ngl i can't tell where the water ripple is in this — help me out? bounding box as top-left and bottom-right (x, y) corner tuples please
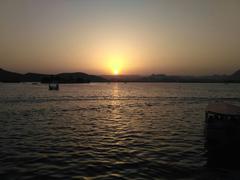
(1, 83), (240, 179)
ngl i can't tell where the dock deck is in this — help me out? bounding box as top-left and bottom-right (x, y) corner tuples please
(206, 103), (240, 116)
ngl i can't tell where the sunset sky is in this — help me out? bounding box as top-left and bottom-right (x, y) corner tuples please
(0, 0), (240, 75)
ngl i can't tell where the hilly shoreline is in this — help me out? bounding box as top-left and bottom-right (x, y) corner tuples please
(1, 68), (240, 83)
(0, 68), (107, 83)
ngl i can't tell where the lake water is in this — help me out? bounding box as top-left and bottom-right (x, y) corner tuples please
(0, 83), (240, 179)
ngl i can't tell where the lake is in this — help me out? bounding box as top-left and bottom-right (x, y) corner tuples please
(1, 83), (240, 179)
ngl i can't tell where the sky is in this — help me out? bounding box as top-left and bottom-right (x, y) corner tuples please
(0, 0), (240, 75)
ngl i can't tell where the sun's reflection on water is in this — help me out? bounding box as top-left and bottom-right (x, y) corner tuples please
(112, 83), (120, 99)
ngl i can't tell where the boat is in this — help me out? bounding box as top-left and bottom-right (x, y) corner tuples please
(49, 82), (59, 90)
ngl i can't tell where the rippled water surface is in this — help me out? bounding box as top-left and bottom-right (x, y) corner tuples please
(1, 83), (240, 179)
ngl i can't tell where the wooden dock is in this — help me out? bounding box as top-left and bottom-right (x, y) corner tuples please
(206, 103), (240, 117)
(205, 103), (240, 168)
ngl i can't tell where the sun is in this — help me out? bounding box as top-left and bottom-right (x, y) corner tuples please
(107, 54), (124, 75)
(113, 69), (119, 75)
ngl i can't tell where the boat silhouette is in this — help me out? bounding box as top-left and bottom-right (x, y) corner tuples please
(49, 82), (59, 90)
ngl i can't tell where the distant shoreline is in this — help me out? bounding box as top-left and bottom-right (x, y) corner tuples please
(1, 68), (240, 83)
(1, 81), (240, 84)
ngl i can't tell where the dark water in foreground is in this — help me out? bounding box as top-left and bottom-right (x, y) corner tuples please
(0, 83), (240, 179)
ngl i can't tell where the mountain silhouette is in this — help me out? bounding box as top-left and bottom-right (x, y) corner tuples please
(1, 68), (240, 83)
(232, 69), (240, 77)
(0, 68), (23, 82)
(0, 68), (107, 83)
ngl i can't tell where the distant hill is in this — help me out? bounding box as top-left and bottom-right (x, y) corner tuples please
(101, 71), (240, 83)
(24, 73), (50, 82)
(232, 69), (240, 77)
(101, 73), (233, 83)
(41, 72), (107, 83)
(0, 68), (107, 83)
(57, 72), (106, 83)
(140, 74), (230, 83)
(229, 69), (240, 82)
(0, 68), (23, 82)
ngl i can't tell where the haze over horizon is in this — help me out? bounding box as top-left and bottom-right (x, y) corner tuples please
(1, 0), (240, 75)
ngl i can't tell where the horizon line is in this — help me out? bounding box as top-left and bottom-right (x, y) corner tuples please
(0, 67), (236, 77)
